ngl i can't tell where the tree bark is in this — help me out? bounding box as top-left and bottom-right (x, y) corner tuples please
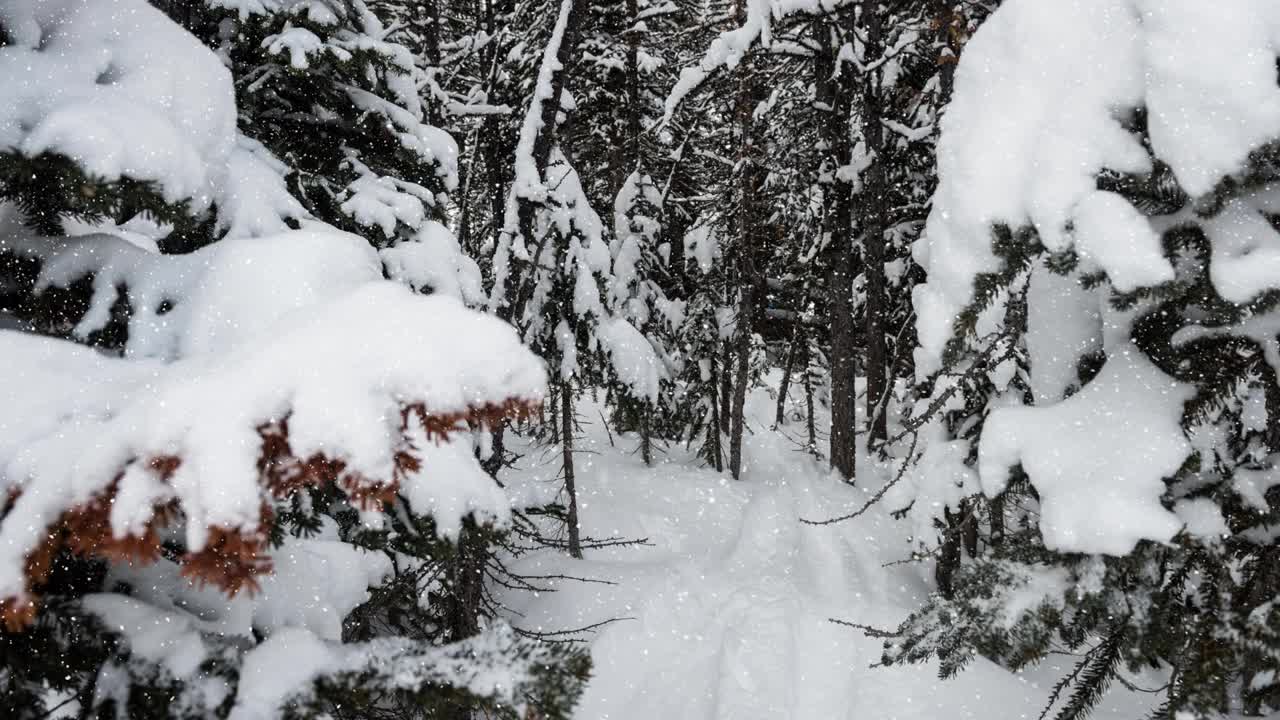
(443, 520), (487, 720)
(728, 294), (753, 480)
(640, 405), (653, 466)
(709, 352), (724, 472)
(727, 0), (762, 482)
(775, 323), (803, 426)
(420, 0), (443, 125)
(561, 381), (583, 559)
(508, 0), (584, 324)
(935, 507), (962, 599)
(719, 339), (733, 435)
(816, 18), (858, 480)
(804, 361), (818, 455)
(989, 494), (1005, 547)
(860, 0), (890, 447)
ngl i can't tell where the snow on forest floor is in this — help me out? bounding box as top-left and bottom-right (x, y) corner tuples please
(499, 381), (1159, 720)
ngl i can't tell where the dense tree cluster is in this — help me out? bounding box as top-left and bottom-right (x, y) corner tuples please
(4, 0), (1280, 718)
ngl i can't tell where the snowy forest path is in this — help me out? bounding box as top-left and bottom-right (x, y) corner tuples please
(498, 386), (1155, 719)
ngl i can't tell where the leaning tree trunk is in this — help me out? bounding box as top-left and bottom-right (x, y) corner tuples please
(775, 323), (803, 427)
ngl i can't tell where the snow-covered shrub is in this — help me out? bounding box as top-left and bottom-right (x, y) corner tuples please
(890, 1), (1280, 717)
(0, 2), (586, 718)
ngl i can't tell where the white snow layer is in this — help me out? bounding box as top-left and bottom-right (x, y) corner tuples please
(0, 225), (546, 602)
(979, 348), (1193, 555)
(0, 0), (304, 238)
(913, 0), (1280, 374)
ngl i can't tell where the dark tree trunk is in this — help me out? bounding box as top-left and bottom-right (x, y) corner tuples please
(625, 0), (642, 163)
(962, 498), (979, 558)
(816, 18), (857, 480)
(728, 296), (752, 480)
(443, 520), (487, 720)
(936, 507), (962, 599)
(775, 323), (803, 426)
(420, 0), (443, 125)
(934, 0), (961, 103)
(561, 381), (583, 559)
(640, 405), (653, 466)
(727, 0), (762, 482)
(709, 352), (724, 472)
(446, 523), (486, 641)
(860, 0), (890, 448)
(989, 494), (1005, 547)
(804, 363), (818, 455)
(548, 382), (561, 444)
(719, 339), (733, 435)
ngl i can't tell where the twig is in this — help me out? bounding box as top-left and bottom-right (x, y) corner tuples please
(829, 617), (899, 639)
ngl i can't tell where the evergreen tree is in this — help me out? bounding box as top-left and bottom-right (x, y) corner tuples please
(888, 2), (1280, 717)
(0, 3), (587, 718)
(153, 0), (484, 304)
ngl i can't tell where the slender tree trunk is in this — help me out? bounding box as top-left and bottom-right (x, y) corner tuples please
(804, 363), (817, 454)
(775, 321), (805, 426)
(727, 0), (762, 482)
(446, 523), (485, 641)
(989, 494), (1005, 547)
(861, 0), (889, 448)
(549, 382), (561, 444)
(934, 0), (960, 103)
(816, 18), (857, 480)
(719, 339), (733, 435)
(962, 498), (979, 557)
(625, 0), (642, 163)
(443, 521), (487, 720)
(936, 507), (962, 599)
(508, 0), (584, 324)
(640, 405), (652, 466)
(728, 296), (752, 480)
(709, 353), (724, 472)
(421, 0), (443, 125)
(925, 0), (972, 605)
(561, 381), (583, 559)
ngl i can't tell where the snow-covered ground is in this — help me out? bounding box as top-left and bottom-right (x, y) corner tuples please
(501, 384), (1157, 719)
